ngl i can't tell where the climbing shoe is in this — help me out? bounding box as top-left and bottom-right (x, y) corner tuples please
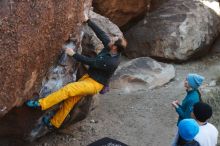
(42, 111), (56, 130)
(42, 116), (54, 130)
(26, 100), (40, 108)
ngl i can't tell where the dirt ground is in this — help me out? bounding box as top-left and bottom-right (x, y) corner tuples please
(30, 51), (220, 146)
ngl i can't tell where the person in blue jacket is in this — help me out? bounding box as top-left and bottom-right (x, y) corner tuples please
(171, 74), (204, 146)
(172, 73), (204, 124)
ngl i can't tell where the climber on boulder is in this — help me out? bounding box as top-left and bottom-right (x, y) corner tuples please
(26, 12), (127, 129)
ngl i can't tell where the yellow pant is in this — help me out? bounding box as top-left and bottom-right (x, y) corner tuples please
(39, 74), (103, 128)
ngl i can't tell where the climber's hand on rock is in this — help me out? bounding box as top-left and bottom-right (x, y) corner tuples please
(65, 48), (76, 56)
(84, 12), (89, 22)
(83, 7), (90, 22)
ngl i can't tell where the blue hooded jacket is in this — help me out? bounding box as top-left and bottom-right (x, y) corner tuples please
(176, 90), (200, 124)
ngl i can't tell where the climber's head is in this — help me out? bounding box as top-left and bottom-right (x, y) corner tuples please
(108, 37), (127, 54)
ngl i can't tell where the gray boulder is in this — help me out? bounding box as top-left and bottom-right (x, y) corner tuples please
(110, 57), (175, 92)
(125, 0), (220, 61)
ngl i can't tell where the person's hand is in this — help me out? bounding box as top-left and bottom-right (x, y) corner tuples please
(84, 11), (89, 22)
(83, 7), (90, 22)
(65, 48), (76, 56)
(175, 100), (179, 105)
(172, 100), (179, 108)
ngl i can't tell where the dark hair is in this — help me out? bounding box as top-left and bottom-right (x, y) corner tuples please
(177, 135), (188, 145)
(177, 135), (199, 146)
(193, 102), (212, 122)
(114, 38), (126, 53)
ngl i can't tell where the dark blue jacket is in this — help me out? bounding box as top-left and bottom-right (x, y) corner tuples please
(73, 19), (120, 85)
(176, 90), (200, 124)
(176, 136), (200, 146)
(177, 140), (200, 146)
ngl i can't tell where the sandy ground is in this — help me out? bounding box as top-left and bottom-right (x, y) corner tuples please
(29, 52), (220, 146)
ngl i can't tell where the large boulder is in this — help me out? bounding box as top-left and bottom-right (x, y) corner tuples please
(93, 0), (151, 27)
(125, 0), (220, 61)
(92, 0), (170, 28)
(0, 0), (91, 140)
(0, 0), (90, 117)
(110, 57), (175, 92)
(150, 0), (171, 11)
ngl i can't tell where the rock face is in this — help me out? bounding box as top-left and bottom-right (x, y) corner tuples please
(93, 0), (151, 27)
(0, 0), (90, 117)
(92, 0), (170, 28)
(150, 0), (170, 11)
(0, 0), (91, 140)
(125, 0), (220, 61)
(110, 57), (175, 92)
